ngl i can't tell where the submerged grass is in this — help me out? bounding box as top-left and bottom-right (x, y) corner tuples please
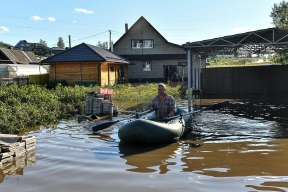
(0, 83), (186, 134)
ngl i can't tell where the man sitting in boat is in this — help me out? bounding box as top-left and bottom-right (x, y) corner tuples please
(147, 83), (176, 121)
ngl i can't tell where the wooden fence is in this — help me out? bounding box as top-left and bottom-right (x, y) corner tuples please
(201, 65), (288, 95)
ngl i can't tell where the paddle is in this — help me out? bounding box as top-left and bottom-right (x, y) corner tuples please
(92, 110), (150, 132)
(167, 101), (229, 120)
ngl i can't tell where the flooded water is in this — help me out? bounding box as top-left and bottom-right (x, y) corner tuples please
(1, 96), (288, 192)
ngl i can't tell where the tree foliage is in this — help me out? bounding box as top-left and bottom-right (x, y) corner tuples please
(0, 41), (13, 48)
(39, 39), (48, 52)
(57, 37), (65, 49)
(270, 0), (288, 64)
(97, 41), (108, 49)
(272, 52), (288, 64)
(270, 0), (288, 28)
(39, 39), (47, 47)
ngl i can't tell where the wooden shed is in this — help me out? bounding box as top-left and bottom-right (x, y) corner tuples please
(41, 43), (130, 86)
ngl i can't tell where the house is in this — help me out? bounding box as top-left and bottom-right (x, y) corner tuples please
(14, 40), (47, 56)
(44, 47), (66, 56)
(113, 16), (187, 84)
(0, 48), (39, 64)
(41, 42), (130, 86)
(33, 43), (45, 55)
(14, 40), (34, 52)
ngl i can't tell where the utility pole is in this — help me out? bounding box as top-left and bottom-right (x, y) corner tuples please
(68, 35), (71, 48)
(108, 30), (111, 50)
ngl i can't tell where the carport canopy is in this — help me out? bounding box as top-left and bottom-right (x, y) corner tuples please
(182, 28), (288, 112)
(182, 28), (288, 55)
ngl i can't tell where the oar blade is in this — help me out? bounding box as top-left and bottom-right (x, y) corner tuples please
(92, 121), (118, 132)
(90, 110), (150, 132)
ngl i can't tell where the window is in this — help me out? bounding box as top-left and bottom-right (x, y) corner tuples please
(142, 61), (152, 71)
(132, 39), (153, 49)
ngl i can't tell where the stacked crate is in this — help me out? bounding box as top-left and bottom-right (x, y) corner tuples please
(0, 135), (36, 168)
(85, 89), (116, 116)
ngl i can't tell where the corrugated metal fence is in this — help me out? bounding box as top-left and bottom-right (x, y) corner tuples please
(201, 65), (288, 95)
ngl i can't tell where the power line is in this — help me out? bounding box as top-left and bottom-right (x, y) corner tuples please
(47, 31), (109, 47)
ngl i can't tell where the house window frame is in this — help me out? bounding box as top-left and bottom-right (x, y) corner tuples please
(132, 39), (153, 49)
(142, 61), (152, 71)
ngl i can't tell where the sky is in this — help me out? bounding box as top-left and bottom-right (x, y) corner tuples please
(0, 0), (282, 48)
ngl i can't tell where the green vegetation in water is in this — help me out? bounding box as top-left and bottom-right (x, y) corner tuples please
(0, 83), (188, 134)
(111, 83), (185, 110)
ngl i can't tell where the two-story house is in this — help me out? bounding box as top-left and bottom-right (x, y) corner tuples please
(14, 40), (46, 56)
(14, 40), (34, 52)
(113, 16), (187, 84)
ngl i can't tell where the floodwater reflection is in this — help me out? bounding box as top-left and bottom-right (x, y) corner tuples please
(1, 96), (288, 192)
(0, 150), (36, 183)
(119, 142), (180, 173)
(181, 139), (288, 177)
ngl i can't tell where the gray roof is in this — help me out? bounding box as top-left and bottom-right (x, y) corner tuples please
(41, 43), (129, 64)
(114, 16), (182, 48)
(0, 48), (39, 64)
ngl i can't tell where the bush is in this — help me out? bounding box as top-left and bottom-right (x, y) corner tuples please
(0, 83), (186, 134)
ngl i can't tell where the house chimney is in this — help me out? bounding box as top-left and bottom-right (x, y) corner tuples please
(69, 35), (71, 48)
(125, 23), (128, 32)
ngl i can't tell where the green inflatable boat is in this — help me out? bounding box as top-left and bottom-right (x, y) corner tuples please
(118, 107), (192, 144)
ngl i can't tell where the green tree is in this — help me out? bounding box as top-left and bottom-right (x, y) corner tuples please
(97, 41), (108, 49)
(0, 41), (12, 48)
(270, 0), (288, 28)
(272, 52), (288, 64)
(57, 37), (65, 49)
(270, 0), (288, 64)
(39, 39), (48, 52)
(39, 39), (47, 47)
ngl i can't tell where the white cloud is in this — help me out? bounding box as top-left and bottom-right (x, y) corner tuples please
(0, 26), (9, 33)
(30, 15), (45, 21)
(73, 20), (77, 23)
(232, 27), (253, 34)
(75, 8), (93, 14)
(47, 17), (56, 22)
